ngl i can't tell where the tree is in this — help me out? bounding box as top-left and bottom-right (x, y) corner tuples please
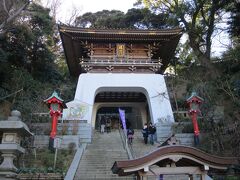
(227, 0), (240, 43)
(41, 0), (62, 21)
(75, 8), (178, 29)
(137, 0), (231, 76)
(0, 2), (61, 82)
(0, 0), (30, 37)
(75, 10), (126, 28)
(125, 8), (178, 29)
(0, 2), (67, 119)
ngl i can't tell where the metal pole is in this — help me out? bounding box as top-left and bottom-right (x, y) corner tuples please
(54, 148), (58, 169)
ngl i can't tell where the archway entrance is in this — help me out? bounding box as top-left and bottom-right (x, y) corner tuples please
(63, 73), (174, 143)
(93, 91), (150, 130)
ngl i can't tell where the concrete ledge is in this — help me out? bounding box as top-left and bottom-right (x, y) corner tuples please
(34, 135), (82, 149)
(64, 143), (86, 180)
(175, 133), (194, 146)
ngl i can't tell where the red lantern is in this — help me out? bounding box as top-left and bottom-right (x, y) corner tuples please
(44, 91), (67, 140)
(186, 91), (203, 145)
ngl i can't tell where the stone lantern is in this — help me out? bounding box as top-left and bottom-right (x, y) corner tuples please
(0, 110), (33, 179)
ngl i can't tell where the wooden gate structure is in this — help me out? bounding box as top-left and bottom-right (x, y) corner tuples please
(112, 145), (239, 180)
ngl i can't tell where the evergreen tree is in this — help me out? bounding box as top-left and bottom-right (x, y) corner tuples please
(75, 8), (178, 29)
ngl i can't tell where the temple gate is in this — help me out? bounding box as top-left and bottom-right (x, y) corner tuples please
(59, 25), (182, 142)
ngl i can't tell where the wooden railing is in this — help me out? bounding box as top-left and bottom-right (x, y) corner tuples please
(80, 58), (162, 66)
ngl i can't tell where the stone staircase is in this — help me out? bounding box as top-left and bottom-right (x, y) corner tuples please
(73, 126), (196, 180)
(131, 130), (160, 158)
(74, 129), (134, 180)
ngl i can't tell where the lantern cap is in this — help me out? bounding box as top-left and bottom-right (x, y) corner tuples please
(186, 91), (204, 103)
(44, 91), (67, 108)
(0, 110), (33, 136)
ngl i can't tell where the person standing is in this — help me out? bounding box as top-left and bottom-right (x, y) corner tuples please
(148, 122), (156, 145)
(106, 117), (111, 133)
(127, 126), (134, 144)
(100, 116), (106, 133)
(142, 123), (148, 144)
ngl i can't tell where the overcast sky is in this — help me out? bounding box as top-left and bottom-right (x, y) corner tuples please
(42, 0), (136, 22)
(41, 0), (229, 57)
(73, 0), (136, 13)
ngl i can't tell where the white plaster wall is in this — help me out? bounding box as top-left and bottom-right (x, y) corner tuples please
(68, 73), (174, 125)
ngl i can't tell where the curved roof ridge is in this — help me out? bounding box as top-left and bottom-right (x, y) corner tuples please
(58, 24), (183, 34)
(112, 145), (239, 172)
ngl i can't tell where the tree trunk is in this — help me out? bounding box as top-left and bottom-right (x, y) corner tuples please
(188, 36), (219, 79)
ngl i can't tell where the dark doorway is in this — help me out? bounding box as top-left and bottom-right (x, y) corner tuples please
(94, 90), (149, 130)
(95, 106), (142, 130)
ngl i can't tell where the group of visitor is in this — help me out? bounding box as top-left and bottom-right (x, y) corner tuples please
(142, 122), (156, 145)
(100, 116), (156, 145)
(126, 121), (157, 145)
(100, 116), (111, 133)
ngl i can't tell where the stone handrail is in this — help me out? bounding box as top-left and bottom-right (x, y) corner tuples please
(64, 143), (86, 180)
(119, 128), (134, 160)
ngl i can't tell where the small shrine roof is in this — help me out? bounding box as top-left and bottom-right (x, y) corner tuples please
(112, 145), (239, 176)
(187, 91), (204, 102)
(44, 91), (67, 108)
(44, 91), (64, 103)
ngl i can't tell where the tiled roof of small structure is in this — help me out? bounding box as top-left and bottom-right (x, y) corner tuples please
(112, 145), (239, 176)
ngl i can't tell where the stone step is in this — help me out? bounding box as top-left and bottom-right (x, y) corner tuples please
(74, 130), (132, 180)
(130, 130), (160, 158)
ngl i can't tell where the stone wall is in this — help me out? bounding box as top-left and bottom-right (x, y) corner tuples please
(156, 122), (194, 146)
(34, 135), (80, 149)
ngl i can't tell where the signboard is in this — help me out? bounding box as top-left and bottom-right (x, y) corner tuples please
(54, 137), (62, 149)
(62, 101), (90, 120)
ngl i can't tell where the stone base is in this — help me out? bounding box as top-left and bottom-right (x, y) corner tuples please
(0, 153), (17, 172)
(0, 171), (17, 180)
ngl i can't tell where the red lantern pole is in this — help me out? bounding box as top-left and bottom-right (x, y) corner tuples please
(187, 92), (203, 146)
(50, 111), (61, 139)
(44, 91), (66, 151)
(189, 110), (200, 136)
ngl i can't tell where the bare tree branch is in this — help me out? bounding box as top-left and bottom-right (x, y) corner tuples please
(0, 0), (30, 35)
(0, 88), (23, 101)
(66, 5), (81, 25)
(3, 0), (10, 16)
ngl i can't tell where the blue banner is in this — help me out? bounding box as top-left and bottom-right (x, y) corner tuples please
(118, 108), (126, 131)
